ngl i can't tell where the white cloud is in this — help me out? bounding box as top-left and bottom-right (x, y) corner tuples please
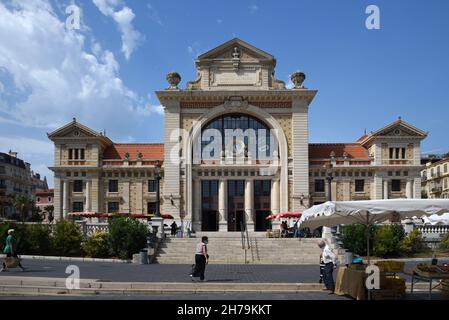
(146, 3), (163, 26)
(0, 136), (53, 157)
(249, 4), (259, 14)
(92, 0), (143, 60)
(0, 0), (159, 138)
(187, 46), (193, 54)
(0, 136), (54, 185)
(217, 19), (223, 24)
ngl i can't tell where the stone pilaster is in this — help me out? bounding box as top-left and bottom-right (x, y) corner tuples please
(62, 180), (69, 219)
(383, 180), (389, 199)
(245, 179), (254, 232)
(193, 179), (202, 232)
(291, 99), (309, 211)
(85, 180), (91, 212)
(218, 179), (227, 232)
(53, 176), (62, 220)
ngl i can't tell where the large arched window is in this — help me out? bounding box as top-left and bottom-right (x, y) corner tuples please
(200, 113), (278, 161)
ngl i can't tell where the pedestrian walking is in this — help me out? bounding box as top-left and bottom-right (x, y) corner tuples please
(1, 229), (25, 272)
(317, 240), (337, 293)
(170, 221), (178, 237)
(190, 236), (209, 282)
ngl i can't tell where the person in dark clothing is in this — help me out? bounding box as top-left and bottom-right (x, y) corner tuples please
(319, 253), (325, 283)
(190, 236), (209, 281)
(170, 221), (178, 237)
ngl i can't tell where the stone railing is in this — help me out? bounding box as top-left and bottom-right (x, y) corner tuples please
(75, 221), (109, 237)
(415, 225), (449, 240)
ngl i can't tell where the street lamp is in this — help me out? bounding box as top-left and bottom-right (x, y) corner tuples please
(324, 163), (333, 201)
(154, 160), (162, 217)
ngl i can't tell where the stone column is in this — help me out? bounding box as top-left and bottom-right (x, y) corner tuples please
(85, 180), (91, 212)
(62, 180), (69, 219)
(193, 179), (202, 232)
(383, 180), (389, 199)
(245, 180), (254, 232)
(271, 179), (281, 230)
(218, 179), (227, 232)
(406, 180), (413, 199)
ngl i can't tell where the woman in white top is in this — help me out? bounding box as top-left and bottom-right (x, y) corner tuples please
(190, 236), (209, 281)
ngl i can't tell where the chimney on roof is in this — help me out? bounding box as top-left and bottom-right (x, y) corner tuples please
(8, 150), (17, 158)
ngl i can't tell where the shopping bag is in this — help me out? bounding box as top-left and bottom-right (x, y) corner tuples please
(4, 256), (21, 268)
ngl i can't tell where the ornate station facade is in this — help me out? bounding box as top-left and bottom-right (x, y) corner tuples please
(48, 38), (427, 232)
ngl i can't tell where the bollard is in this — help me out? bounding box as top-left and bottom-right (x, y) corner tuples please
(140, 249), (148, 264)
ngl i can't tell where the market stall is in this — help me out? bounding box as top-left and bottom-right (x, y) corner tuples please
(405, 263), (449, 300)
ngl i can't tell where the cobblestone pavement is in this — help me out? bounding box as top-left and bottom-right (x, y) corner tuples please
(0, 259), (321, 283)
(1, 258), (447, 283)
(0, 292), (350, 300)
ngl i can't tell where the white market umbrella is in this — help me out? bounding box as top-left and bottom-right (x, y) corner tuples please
(422, 212), (449, 225)
(299, 199), (449, 263)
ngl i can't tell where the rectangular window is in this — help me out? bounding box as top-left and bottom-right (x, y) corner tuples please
(74, 149), (79, 160)
(148, 180), (156, 192)
(355, 180), (365, 193)
(108, 202), (119, 213)
(444, 164), (448, 173)
(147, 202), (157, 215)
(80, 149), (85, 160)
(72, 201), (83, 212)
(315, 179), (325, 193)
(392, 179), (401, 192)
(389, 148), (394, 159)
(108, 180), (118, 193)
(401, 148), (406, 159)
(69, 149), (73, 160)
(73, 180), (83, 192)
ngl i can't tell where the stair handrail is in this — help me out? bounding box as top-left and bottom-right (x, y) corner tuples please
(240, 221), (245, 250)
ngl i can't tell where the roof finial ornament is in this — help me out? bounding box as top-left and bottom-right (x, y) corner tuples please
(72, 117), (76, 122)
(364, 128), (367, 135)
(291, 70), (306, 89)
(166, 71), (181, 90)
(398, 116), (402, 121)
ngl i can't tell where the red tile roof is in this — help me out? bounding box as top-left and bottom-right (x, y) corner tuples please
(309, 143), (369, 159)
(103, 144), (164, 160)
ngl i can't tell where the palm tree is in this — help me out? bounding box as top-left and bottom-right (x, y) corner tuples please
(44, 205), (54, 222)
(13, 195), (32, 222)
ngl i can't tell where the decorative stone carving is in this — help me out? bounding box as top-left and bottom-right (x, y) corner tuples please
(330, 151), (336, 158)
(124, 153), (130, 161)
(166, 71), (181, 90)
(137, 152), (143, 160)
(186, 71), (201, 90)
(343, 151), (348, 159)
(232, 47), (240, 70)
(291, 70), (306, 89)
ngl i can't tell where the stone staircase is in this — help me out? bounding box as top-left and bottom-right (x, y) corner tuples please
(155, 233), (322, 265)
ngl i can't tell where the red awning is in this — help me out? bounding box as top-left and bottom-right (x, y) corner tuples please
(265, 212), (302, 220)
(68, 212), (174, 219)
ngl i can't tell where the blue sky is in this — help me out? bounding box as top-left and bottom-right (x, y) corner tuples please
(0, 0), (448, 187)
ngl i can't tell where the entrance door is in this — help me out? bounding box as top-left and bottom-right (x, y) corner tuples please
(201, 180), (218, 231)
(227, 180), (245, 231)
(254, 180), (272, 231)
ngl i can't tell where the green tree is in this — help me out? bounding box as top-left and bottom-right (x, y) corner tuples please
(83, 231), (110, 258)
(108, 216), (148, 259)
(400, 229), (426, 255)
(341, 224), (377, 256)
(52, 220), (83, 256)
(13, 195), (32, 222)
(44, 205), (54, 222)
(373, 224), (405, 257)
